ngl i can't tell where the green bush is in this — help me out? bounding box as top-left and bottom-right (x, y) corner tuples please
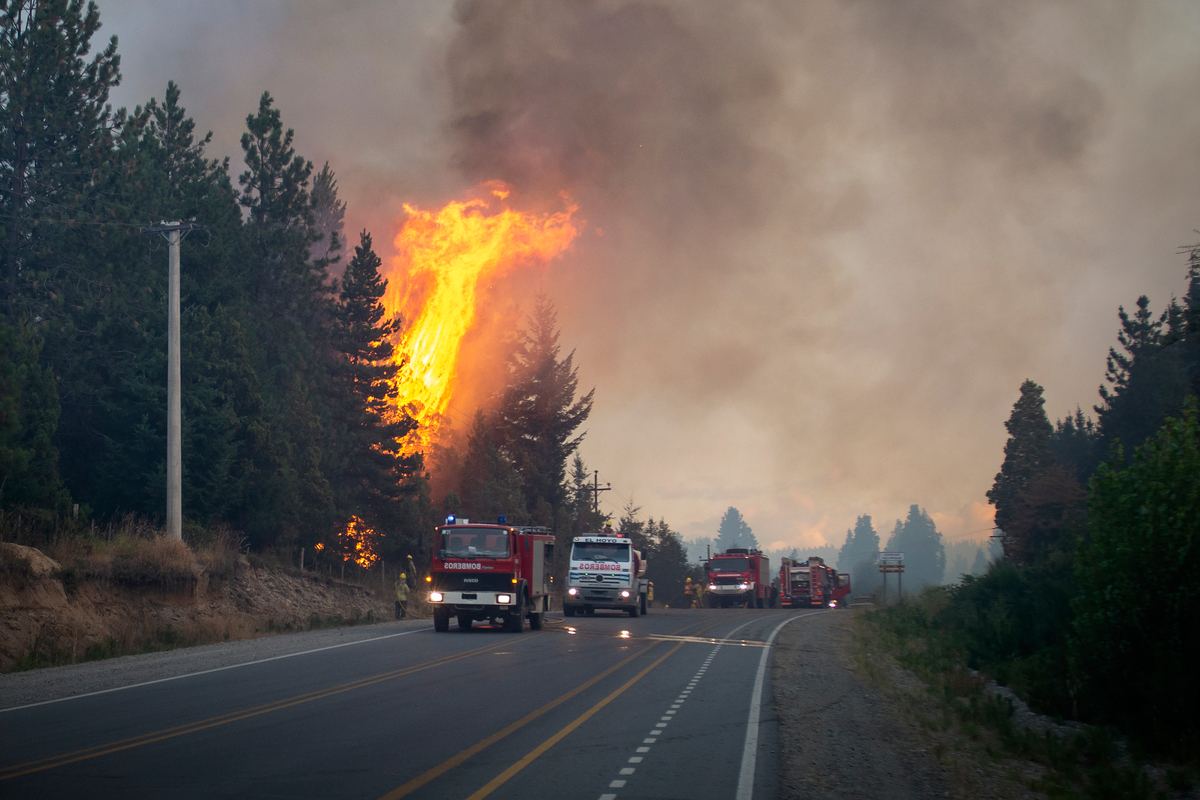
(1072, 402), (1200, 756)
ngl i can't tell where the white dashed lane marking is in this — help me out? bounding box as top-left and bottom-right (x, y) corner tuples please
(594, 619), (760, 800)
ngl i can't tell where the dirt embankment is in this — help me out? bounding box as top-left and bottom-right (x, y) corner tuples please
(0, 543), (393, 672)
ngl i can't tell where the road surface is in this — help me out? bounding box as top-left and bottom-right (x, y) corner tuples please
(0, 607), (828, 799)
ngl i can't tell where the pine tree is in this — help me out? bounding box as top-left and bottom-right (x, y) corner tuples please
(645, 518), (690, 607)
(1096, 295), (1192, 455)
(0, 318), (69, 511)
(329, 231), (420, 533)
(885, 505), (945, 589)
(1050, 406), (1101, 484)
(0, 0), (120, 323)
(715, 506), (757, 551)
(837, 514), (881, 595)
(988, 379), (1054, 562)
(309, 162), (345, 267)
(497, 296), (594, 524)
(457, 410), (522, 523)
(237, 92), (338, 547)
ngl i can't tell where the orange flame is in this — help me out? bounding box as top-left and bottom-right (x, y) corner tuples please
(338, 515), (382, 569)
(382, 182), (580, 453)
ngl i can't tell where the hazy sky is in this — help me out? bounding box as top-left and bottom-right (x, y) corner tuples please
(99, 0), (1200, 550)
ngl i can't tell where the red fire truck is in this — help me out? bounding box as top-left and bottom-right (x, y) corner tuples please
(427, 518), (555, 633)
(832, 572), (852, 608)
(705, 547), (773, 608)
(777, 557), (809, 608)
(779, 556), (845, 609)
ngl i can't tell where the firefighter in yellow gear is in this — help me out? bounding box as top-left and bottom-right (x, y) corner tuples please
(647, 580), (655, 607)
(684, 576), (695, 608)
(395, 573), (410, 619)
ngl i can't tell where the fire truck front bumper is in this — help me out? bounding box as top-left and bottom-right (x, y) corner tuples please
(564, 585), (635, 610)
(428, 590), (516, 612)
(706, 582), (754, 596)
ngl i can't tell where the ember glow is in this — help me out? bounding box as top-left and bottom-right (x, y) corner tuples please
(382, 182), (580, 453)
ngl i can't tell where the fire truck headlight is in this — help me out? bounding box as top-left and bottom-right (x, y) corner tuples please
(708, 584), (716, 590)
(567, 587), (578, 596)
(739, 583), (750, 590)
(496, 593), (513, 605)
(619, 590), (630, 598)
(429, 591), (444, 603)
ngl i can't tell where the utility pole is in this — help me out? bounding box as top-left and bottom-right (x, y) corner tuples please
(145, 221), (199, 542)
(590, 470), (612, 517)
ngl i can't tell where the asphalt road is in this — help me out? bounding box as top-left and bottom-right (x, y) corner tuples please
(0, 607), (828, 799)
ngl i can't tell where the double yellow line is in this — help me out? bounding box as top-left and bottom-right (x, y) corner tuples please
(381, 616), (725, 800)
(0, 639), (504, 782)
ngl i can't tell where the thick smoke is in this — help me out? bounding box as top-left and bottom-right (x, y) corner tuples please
(101, 0), (1200, 548)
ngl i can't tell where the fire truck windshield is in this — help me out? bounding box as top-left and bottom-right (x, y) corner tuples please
(571, 542), (630, 563)
(710, 557), (751, 572)
(440, 528), (510, 558)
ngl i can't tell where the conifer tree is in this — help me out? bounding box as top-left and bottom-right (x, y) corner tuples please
(885, 505), (945, 588)
(988, 380), (1054, 562)
(715, 506), (757, 551)
(330, 231), (419, 532)
(457, 410), (522, 523)
(497, 296), (594, 524)
(1095, 295), (1192, 455)
(0, 0), (120, 322)
(837, 514), (881, 594)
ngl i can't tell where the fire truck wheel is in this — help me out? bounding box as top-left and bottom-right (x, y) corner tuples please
(564, 605), (577, 617)
(504, 599), (525, 633)
(433, 609), (450, 632)
(457, 614), (472, 631)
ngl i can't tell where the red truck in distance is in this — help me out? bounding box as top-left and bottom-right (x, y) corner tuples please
(426, 518), (555, 633)
(778, 556), (851, 609)
(705, 547), (774, 608)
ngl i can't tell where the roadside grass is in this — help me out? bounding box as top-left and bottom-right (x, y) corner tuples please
(2, 517), (395, 672)
(858, 595), (1195, 799)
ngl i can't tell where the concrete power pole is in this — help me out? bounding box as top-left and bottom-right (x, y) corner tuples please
(146, 221), (197, 542)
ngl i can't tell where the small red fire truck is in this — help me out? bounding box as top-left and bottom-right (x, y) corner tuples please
(427, 518), (555, 633)
(705, 547), (773, 608)
(832, 571), (852, 608)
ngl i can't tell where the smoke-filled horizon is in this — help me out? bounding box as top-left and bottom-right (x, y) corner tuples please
(101, 0), (1200, 550)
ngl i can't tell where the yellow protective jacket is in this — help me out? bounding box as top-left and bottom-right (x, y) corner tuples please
(395, 580), (410, 602)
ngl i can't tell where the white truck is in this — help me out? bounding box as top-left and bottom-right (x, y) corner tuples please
(563, 534), (648, 618)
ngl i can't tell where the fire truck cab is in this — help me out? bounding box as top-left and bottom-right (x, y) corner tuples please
(705, 547), (773, 608)
(427, 519), (554, 633)
(564, 534), (648, 618)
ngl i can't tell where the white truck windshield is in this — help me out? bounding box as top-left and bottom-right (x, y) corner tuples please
(572, 542), (630, 563)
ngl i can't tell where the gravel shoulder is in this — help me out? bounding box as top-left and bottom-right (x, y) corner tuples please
(772, 608), (1042, 800)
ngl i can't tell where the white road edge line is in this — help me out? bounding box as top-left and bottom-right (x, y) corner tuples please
(735, 611), (824, 800)
(0, 627), (427, 713)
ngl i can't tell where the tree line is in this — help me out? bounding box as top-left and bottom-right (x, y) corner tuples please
(0, 1), (595, 570)
(931, 250), (1200, 756)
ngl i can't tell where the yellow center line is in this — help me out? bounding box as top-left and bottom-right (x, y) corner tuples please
(379, 617), (719, 800)
(0, 639), (504, 781)
(377, 642), (658, 800)
(465, 642), (686, 800)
